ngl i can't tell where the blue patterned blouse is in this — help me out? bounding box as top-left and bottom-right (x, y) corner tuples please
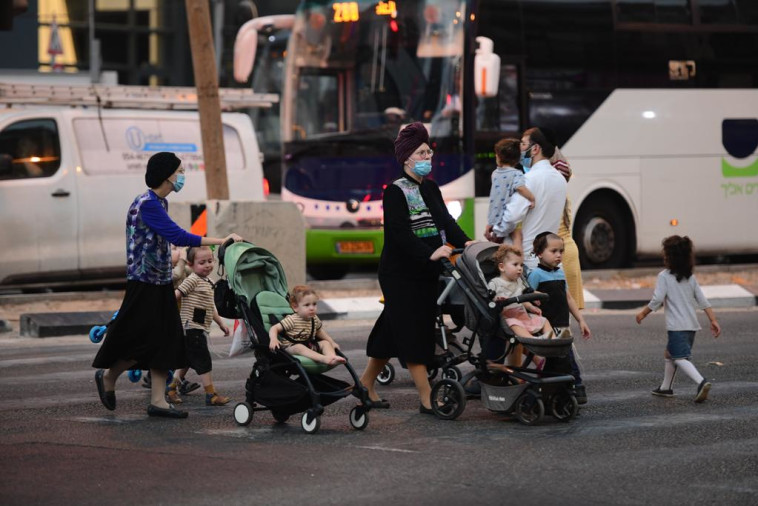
(125, 190), (202, 285)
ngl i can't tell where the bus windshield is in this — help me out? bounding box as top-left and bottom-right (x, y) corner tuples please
(284, 0), (467, 202)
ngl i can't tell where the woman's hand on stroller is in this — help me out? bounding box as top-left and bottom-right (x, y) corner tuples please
(430, 245), (452, 261)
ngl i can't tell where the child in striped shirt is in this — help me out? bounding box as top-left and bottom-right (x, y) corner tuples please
(268, 285), (345, 366)
(167, 246), (231, 406)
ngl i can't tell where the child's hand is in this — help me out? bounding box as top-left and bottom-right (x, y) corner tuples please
(529, 305), (542, 316)
(580, 321), (591, 340)
(220, 323), (230, 336)
(635, 311), (646, 324)
(710, 320), (721, 338)
(269, 338), (280, 351)
(528, 199), (535, 209)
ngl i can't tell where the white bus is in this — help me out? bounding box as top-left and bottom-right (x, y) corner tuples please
(244, 0), (758, 276)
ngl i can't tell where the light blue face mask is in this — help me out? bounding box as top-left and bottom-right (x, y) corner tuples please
(172, 173), (185, 192)
(520, 144), (534, 172)
(412, 160), (432, 177)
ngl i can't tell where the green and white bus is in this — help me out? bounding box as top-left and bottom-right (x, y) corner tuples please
(248, 0), (758, 277)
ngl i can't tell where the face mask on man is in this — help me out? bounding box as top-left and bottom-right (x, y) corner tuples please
(411, 160), (432, 177)
(172, 173), (185, 192)
(520, 144), (534, 171)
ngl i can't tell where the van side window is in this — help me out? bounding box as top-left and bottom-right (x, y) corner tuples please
(0, 119), (62, 181)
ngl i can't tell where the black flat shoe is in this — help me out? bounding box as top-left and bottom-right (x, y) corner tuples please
(419, 404), (435, 415)
(95, 369), (116, 411)
(370, 399), (390, 409)
(147, 404), (188, 419)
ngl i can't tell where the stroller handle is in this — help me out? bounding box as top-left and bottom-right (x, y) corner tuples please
(217, 238), (251, 266)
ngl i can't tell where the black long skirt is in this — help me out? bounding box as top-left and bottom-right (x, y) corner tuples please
(92, 280), (188, 371)
(366, 274), (438, 366)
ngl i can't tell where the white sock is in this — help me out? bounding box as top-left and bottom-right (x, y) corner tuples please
(674, 359), (704, 385)
(660, 359), (677, 390)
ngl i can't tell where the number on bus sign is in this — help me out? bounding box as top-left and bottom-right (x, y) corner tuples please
(333, 2), (359, 23)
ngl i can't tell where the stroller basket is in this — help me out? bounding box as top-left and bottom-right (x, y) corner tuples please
(516, 336), (574, 358)
(480, 382), (528, 411)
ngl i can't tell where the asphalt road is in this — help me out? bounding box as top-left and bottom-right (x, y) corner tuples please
(1, 309), (757, 505)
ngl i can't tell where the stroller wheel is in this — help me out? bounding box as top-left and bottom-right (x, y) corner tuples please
(550, 391), (579, 422)
(301, 411), (321, 434)
(427, 367), (439, 381)
(377, 362), (395, 385)
(233, 402), (254, 426)
(349, 406), (369, 430)
(272, 411), (290, 424)
(442, 366), (462, 382)
(127, 369), (142, 383)
(515, 392), (544, 426)
(430, 379), (466, 420)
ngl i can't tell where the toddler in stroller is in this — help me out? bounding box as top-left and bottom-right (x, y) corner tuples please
(425, 242), (578, 425)
(217, 240), (371, 434)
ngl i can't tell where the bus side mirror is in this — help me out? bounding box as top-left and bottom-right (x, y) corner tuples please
(474, 36), (500, 98)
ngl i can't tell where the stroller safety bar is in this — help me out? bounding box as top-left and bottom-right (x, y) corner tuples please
(494, 292), (549, 310)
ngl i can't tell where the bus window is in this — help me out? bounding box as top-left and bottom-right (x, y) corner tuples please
(294, 73), (341, 137)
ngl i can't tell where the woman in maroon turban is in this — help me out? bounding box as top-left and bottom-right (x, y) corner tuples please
(360, 122), (471, 414)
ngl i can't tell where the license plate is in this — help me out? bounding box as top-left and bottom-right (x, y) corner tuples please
(336, 240), (374, 254)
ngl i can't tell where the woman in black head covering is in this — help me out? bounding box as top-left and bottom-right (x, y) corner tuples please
(92, 152), (243, 419)
(360, 123), (472, 413)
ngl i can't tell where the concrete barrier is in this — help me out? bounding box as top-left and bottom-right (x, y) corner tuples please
(170, 200), (306, 287)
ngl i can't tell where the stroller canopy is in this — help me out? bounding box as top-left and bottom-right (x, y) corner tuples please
(222, 242), (289, 303)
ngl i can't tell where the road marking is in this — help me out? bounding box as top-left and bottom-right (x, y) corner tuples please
(354, 445), (418, 453)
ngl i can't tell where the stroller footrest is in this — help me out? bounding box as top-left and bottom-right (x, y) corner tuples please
(294, 355), (334, 374)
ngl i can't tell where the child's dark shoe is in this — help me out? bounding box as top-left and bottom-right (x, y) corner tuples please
(651, 387), (674, 398)
(179, 379), (201, 395)
(694, 379), (711, 403)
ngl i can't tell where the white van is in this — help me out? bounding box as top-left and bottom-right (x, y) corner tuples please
(0, 99), (268, 286)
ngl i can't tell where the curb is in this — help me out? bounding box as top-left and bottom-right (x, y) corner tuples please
(10, 284), (757, 337)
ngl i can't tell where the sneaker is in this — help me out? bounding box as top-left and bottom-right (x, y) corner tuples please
(574, 384), (587, 405)
(694, 379), (711, 403)
(166, 389), (183, 404)
(179, 379), (201, 395)
(651, 387), (674, 398)
(206, 392), (230, 406)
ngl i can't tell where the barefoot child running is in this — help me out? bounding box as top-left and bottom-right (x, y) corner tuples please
(269, 285), (346, 366)
(167, 246), (232, 406)
(636, 235), (721, 402)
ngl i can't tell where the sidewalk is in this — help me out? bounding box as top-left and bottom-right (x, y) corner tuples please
(1, 271), (756, 337)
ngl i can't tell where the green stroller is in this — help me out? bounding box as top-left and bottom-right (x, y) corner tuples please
(218, 240), (372, 434)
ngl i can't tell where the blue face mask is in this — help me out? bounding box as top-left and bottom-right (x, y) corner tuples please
(520, 145), (534, 171)
(411, 160), (432, 177)
(172, 173), (185, 192)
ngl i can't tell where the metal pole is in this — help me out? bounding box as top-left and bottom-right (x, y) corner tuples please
(89, 0), (99, 83)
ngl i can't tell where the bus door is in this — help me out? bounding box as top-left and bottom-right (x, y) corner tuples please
(472, 60), (526, 197)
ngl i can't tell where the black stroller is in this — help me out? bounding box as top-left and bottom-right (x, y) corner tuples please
(218, 240), (372, 434)
(426, 242), (579, 425)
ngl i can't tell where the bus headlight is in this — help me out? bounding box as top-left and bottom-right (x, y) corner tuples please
(446, 200), (463, 220)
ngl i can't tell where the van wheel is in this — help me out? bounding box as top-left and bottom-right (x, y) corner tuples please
(574, 196), (630, 269)
(307, 264), (349, 280)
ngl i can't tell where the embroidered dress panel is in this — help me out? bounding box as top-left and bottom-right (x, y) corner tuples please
(126, 191), (172, 284)
(393, 178), (440, 239)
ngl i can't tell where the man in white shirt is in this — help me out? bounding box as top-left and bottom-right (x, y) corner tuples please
(490, 127), (567, 269)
